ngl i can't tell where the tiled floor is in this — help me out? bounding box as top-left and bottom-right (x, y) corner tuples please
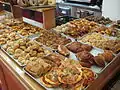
(111, 81), (120, 90)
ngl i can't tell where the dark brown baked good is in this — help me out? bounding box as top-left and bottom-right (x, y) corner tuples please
(102, 50), (114, 62)
(76, 51), (94, 65)
(79, 62), (92, 68)
(94, 55), (105, 67)
(58, 45), (70, 56)
(66, 42), (82, 53)
(80, 44), (93, 52)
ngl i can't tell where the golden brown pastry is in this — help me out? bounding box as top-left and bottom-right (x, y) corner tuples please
(66, 42), (82, 53)
(40, 76), (58, 88)
(57, 65), (82, 85)
(44, 67), (60, 86)
(94, 55), (105, 67)
(81, 67), (95, 87)
(102, 50), (114, 62)
(44, 53), (65, 66)
(58, 45), (70, 56)
(25, 58), (51, 77)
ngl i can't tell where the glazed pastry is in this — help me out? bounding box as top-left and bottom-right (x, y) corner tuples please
(102, 50), (114, 62)
(76, 51), (94, 65)
(80, 44), (93, 52)
(66, 42), (82, 53)
(58, 45), (70, 56)
(94, 54), (105, 67)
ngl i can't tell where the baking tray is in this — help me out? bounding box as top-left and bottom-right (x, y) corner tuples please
(23, 66), (98, 90)
(56, 41), (105, 74)
(34, 34), (72, 51)
(16, 31), (41, 40)
(0, 38), (53, 67)
(1, 46), (26, 67)
(23, 67), (62, 90)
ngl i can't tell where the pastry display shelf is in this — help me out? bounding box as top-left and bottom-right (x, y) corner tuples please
(0, 49), (45, 90)
(0, 47), (120, 90)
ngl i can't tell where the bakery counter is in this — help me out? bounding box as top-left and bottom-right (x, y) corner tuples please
(0, 46), (120, 90)
(0, 49), (45, 90)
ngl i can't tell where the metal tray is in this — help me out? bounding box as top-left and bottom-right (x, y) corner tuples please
(57, 41), (105, 74)
(23, 68), (62, 90)
(16, 32), (40, 40)
(1, 46), (26, 67)
(35, 35), (72, 51)
(23, 66), (98, 90)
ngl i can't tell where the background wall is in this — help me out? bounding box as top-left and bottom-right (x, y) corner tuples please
(102, 0), (120, 20)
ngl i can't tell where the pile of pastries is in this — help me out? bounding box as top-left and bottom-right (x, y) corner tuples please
(11, 23), (45, 37)
(2, 18), (23, 27)
(80, 33), (120, 53)
(77, 50), (114, 67)
(57, 42), (114, 68)
(85, 16), (112, 25)
(25, 57), (96, 89)
(53, 19), (99, 38)
(3, 38), (51, 65)
(0, 30), (21, 45)
(91, 26), (120, 37)
(0, 16), (119, 89)
(36, 30), (71, 49)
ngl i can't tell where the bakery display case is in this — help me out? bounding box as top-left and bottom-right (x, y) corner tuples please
(0, 1), (120, 90)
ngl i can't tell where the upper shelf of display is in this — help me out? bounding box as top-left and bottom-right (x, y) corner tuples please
(0, 0), (56, 12)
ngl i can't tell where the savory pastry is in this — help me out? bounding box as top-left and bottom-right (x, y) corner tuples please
(57, 65), (82, 85)
(102, 50), (114, 62)
(80, 44), (93, 52)
(93, 54), (105, 67)
(44, 67), (60, 86)
(36, 30), (71, 49)
(66, 42), (82, 53)
(76, 51), (94, 65)
(61, 58), (82, 68)
(58, 45), (70, 56)
(40, 58), (96, 89)
(25, 58), (51, 77)
(44, 53), (65, 66)
(40, 76), (58, 88)
(63, 19), (99, 38)
(81, 67), (95, 87)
